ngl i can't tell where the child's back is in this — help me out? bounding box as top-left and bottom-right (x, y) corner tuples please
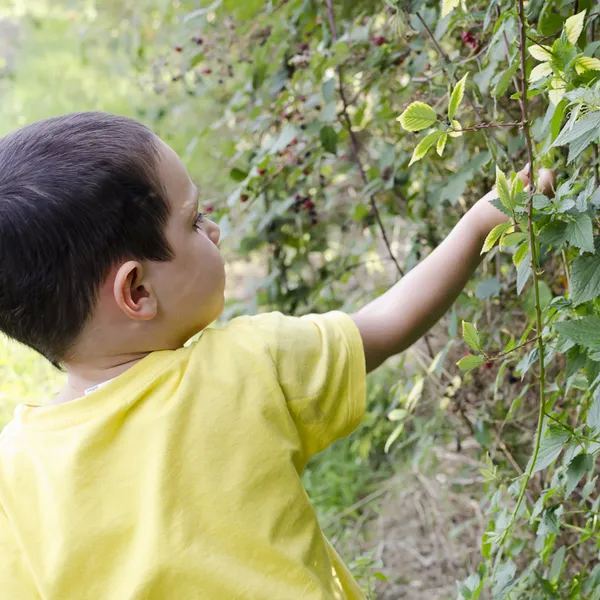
(0, 111), (515, 598)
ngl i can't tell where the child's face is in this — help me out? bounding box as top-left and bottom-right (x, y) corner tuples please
(143, 138), (226, 344)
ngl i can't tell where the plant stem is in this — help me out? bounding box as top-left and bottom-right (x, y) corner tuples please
(491, 335), (540, 361)
(458, 122), (522, 132)
(492, 0), (548, 577)
(325, 0), (404, 279)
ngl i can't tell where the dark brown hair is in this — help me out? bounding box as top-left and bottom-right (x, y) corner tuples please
(0, 112), (173, 366)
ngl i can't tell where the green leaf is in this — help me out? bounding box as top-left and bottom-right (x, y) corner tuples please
(397, 102), (438, 131)
(570, 253), (600, 305)
(513, 241), (529, 266)
(441, 0), (460, 17)
(539, 221), (569, 246)
(517, 251), (532, 294)
(448, 73), (468, 121)
(587, 387), (600, 430)
(566, 453), (594, 496)
(322, 78), (336, 103)
(566, 213), (594, 252)
(319, 125), (338, 155)
(457, 355), (485, 372)
(564, 9), (587, 45)
(496, 167), (513, 210)
(229, 168), (248, 182)
(409, 131), (443, 166)
(493, 62), (519, 97)
(530, 429), (570, 473)
(555, 317), (600, 350)
(553, 112), (600, 147)
(528, 44), (553, 61)
(501, 232), (527, 247)
(384, 422), (404, 453)
(482, 222), (511, 254)
(436, 132), (448, 156)
(549, 546), (566, 583)
(529, 61), (553, 82)
(462, 321), (481, 352)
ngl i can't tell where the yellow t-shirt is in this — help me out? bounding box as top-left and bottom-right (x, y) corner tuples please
(0, 311), (367, 599)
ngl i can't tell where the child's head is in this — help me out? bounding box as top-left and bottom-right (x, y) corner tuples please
(0, 112), (225, 367)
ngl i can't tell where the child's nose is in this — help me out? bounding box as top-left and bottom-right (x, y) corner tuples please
(206, 219), (220, 246)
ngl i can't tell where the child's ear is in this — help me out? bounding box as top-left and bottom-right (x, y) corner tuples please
(113, 261), (158, 321)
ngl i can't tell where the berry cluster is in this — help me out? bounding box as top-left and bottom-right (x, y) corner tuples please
(293, 194), (318, 225)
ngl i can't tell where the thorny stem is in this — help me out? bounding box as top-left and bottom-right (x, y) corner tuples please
(325, 0), (405, 279)
(492, 0), (548, 577)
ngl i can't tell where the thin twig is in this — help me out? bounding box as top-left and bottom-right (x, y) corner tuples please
(325, 0), (404, 279)
(490, 335), (540, 361)
(492, 0), (548, 577)
(457, 121), (522, 132)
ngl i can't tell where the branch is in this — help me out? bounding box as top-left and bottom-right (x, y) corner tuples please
(492, 0), (548, 576)
(457, 121), (523, 132)
(325, 0), (404, 278)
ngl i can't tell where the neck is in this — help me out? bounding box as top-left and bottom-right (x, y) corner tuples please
(51, 352), (150, 405)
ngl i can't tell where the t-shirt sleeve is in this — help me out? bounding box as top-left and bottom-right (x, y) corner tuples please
(247, 310), (367, 462)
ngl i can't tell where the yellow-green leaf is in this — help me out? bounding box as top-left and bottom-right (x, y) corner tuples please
(397, 102), (438, 131)
(549, 76), (566, 105)
(496, 167), (513, 210)
(575, 56), (600, 74)
(528, 44), (553, 62)
(482, 222), (511, 254)
(530, 61), (553, 82)
(441, 0), (460, 18)
(448, 73), (468, 121)
(462, 321), (481, 352)
(457, 354), (485, 372)
(448, 119), (463, 138)
(513, 241), (529, 266)
(409, 130), (443, 166)
(564, 9), (586, 45)
(436, 132), (448, 156)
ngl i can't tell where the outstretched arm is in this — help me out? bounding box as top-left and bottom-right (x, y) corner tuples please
(350, 188), (515, 373)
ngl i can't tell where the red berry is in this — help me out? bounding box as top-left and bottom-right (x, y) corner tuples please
(204, 205), (213, 213)
(300, 43), (309, 52)
(484, 362), (493, 369)
(295, 194), (302, 201)
(461, 32), (472, 43)
(302, 168), (310, 175)
(174, 45), (183, 53)
(193, 36), (203, 45)
(240, 194), (249, 202)
(298, 95), (306, 102)
(304, 199), (314, 209)
(257, 169), (267, 176)
(374, 36), (386, 46)
(202, 68), (212, 75)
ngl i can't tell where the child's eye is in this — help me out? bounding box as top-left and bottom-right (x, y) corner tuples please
(193, 212), (206, 230)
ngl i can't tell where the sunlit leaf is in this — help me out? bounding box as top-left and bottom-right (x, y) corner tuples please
(575, 56), (600, 74)
(528, 44), (553, 62)
(549, 77), (566, 105)
(409, 130), (443, 165)
(397, 102), (438, 131)
(457, 354), (485, 372)
(441, 0), (460, 18)
(462, 321), (481, 352)
(436, 132), (448, 156)
(448, 73), (468, 120)
(564, 10), (587, 45)
(495, 167), (513, 210)
(481, 222), (511, 254)
(530, 62), (553, 82)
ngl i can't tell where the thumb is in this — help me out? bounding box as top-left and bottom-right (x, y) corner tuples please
(517, 163), (530, 187)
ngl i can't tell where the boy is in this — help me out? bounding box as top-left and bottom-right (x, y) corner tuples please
(0, 112), (526, 599)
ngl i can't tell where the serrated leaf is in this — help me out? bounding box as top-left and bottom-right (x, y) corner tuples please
(539, 221), (569, 246)
(496, 167), (513, 210)
(565, 10), (586, 45)
(462, 321), (481, 352)
(550, 546), (566, 583)
(530, 62), (553, 82)
(555, 316), (600, 350)
(441, 0), (460, 17)
(566, 453), (593, 496)
(397, 102), (438, 131)
(575, 56), (600, 74)
(501, 232), (527, 247)
(482, 222), (511, 254)
(567, 213), (594, 252)
(513, 241), (529, 266)
(436, 132), (448, 156)
(448, 73), (468, 121)
(457, 354), (485, 372)
(570, 253), (600, 305)
(587, 387), (600, 430)
(409, 130), (443, 166)
(517, 251), (532, 294)
(552, 111), (600, 147)
(530, 429), (570, 473)
(528, 44), (553, 61)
